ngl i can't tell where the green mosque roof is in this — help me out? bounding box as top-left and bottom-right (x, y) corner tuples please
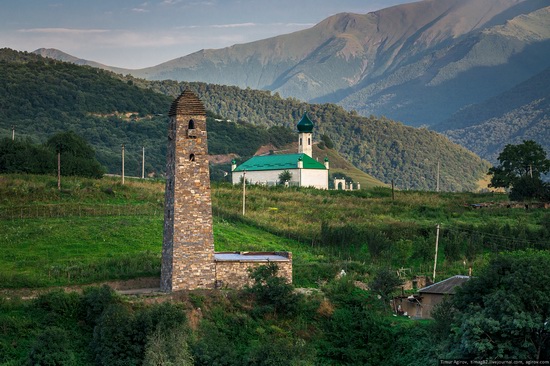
(233, 153), (326, 172)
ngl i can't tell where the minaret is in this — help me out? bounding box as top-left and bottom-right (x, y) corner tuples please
(161, 90), (215, 292)
(297, 112), (314, 157)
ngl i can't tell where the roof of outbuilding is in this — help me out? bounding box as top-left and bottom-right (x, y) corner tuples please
(419, 275), (471, 295)
(233, 153), (326, 172)
(169, 89), (206, 116)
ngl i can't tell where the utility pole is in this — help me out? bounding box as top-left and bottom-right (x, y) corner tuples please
(141, 146), (145, 179)
(57, 151), (61, 191)
(12, 126), (15, 141)
(121, 144), (125, 185)
(436, 161), (440, 192)
(242, 171), (246, 216)
(433, 224), (440, 281)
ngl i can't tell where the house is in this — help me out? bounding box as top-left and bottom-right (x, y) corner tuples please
(393, 275), (471, 319)
(231, 113), (329, 189)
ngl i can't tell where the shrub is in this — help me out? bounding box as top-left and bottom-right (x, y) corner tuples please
(247, 263), (300, 317)
(27, 326), (77, 366)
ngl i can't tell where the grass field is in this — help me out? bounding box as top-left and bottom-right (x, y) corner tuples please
(1, 173), (549, 289)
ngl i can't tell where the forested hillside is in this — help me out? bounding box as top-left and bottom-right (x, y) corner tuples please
(137, 78), (490, 191)
(0, 49), (294, 177)
(0, 49), (489, 190)
(438, 67), (550, 164)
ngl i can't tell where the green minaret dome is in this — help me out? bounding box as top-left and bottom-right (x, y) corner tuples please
(297, 112), (314, 133)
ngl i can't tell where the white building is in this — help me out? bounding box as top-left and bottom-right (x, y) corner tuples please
(231, 113), (329, 189)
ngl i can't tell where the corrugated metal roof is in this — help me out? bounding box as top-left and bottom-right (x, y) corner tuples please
(419, 275), (471, 295)
(214, 252), (290, 262)
(233, 153), (326, 171)
(169, 89), (206, 116)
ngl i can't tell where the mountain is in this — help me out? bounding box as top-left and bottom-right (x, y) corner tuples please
(69, 0), (547, 127)
(1, 48), (489, 191)
(33, 48), (128, 75)
(438, 66), (550, 163)
(33, 0), (550, 166)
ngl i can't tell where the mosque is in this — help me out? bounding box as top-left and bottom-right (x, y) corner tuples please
(231, 113), (329, 189)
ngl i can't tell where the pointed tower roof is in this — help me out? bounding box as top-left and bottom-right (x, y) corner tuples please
(297, 112), (314, 133)
(169, 89), (206, 116)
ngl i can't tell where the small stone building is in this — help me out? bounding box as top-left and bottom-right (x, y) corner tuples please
(161, 90), (292, 292)
(231, 113), (329, 189)
(393, 275), (471, 319)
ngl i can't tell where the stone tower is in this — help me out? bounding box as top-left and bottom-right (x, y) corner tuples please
(161, 90), (215, 292)
(297, 112), (314, 157)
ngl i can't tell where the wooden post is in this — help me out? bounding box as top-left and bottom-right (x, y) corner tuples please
(141, 146), (145, 179)
(57, 151), (61, 191)
(242, 171), (246, 216)
(12, 126), (15, 141)
(391, 179), (395, 201)
(436, 161), (440, 192)
(121, 144), (125, 185)
(433, 224), (440, 281)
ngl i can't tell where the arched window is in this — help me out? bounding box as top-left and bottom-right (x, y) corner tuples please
(308, 137), (311, 145)
(187, 120), (197, 138)
(299, 138), (303, 146)
(189, 154), (195, 161)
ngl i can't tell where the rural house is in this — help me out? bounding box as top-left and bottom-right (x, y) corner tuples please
(393, 275), (471, 319)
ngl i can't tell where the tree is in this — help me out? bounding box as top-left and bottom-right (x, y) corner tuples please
(0, 137), (54, 174)
(46, 131), (105, 178)
(488, 140), (550, 200)
(445, 251), (550, 360)
(369, 268), (403, 311)
(278, 170), (292, 185)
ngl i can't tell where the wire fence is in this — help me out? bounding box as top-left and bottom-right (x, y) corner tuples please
(0, 203), (163, 220)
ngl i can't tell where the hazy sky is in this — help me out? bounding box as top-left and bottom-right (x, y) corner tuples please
(1, 0), (416, 69)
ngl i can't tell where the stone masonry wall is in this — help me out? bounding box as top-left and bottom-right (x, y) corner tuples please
(215, 253), (293, 290)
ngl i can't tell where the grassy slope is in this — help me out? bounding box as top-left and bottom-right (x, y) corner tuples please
(1, 174), (548, 289)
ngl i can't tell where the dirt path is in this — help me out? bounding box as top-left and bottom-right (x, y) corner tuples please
(0, 277), (161, 300)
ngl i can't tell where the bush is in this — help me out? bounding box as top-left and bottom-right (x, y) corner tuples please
(247, 263), (300, 317)
(27, 326), (77, 366)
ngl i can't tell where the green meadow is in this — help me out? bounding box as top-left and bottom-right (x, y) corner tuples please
(1, 173), (549, 289)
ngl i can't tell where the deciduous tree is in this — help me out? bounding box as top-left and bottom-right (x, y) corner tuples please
(488, 140), (550, 200)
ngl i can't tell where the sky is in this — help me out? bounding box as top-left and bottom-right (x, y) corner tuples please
(1, 0), (416, 69)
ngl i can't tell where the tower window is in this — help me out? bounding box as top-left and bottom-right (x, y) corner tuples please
(187, 120), (197, 138)
(299, 138), (302, 146)
(308, 138), (311, 145)
(189, 154), (195, 161)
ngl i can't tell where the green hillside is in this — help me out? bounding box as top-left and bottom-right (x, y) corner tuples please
(0, 48), (489, 190)
(140, 78), (490, 191)
(0, 49), (295, 177)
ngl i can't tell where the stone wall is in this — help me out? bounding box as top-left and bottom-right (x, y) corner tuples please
(215, 252), (292, 290)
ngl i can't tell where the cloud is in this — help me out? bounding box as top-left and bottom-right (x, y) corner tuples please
(210, 23), (257, 28)
(17, 28), (109, 34)
(132, 8), (149, 13)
